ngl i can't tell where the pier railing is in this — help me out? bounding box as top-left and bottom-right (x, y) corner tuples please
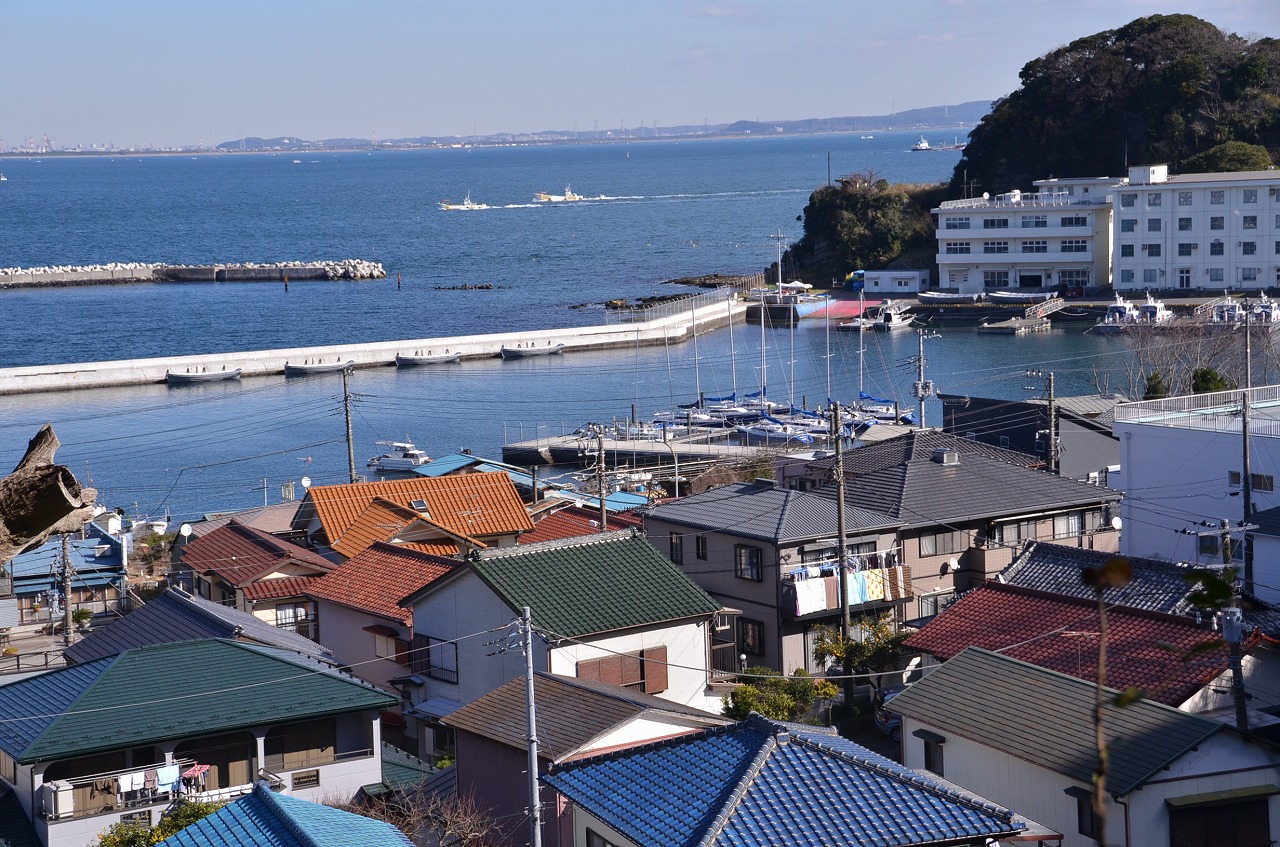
(603, 276), (762, 325)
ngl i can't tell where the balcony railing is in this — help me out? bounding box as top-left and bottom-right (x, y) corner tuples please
(781, 564), (914, 619)
(710, 640), (740, 681)
(42, 758), (199, 822)
(262, 746), (373, 772)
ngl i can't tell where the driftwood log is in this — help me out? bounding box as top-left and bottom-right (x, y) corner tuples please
(0, 424), (97, 565)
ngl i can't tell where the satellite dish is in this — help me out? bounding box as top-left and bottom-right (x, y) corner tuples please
(947, 557), (960, 572)
(981, 192), (990, 200)
(179, 523), (192, 538)
(301, 476), (312, 488)
(1110, 516), (1123, 530)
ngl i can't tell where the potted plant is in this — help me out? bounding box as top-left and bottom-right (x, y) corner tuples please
(72, 608), (93, 632)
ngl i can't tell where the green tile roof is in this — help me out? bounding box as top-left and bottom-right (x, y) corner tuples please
(0, 639), (397, 764)
(472, 530), (721, 638)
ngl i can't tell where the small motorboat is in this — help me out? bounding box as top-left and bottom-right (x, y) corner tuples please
(500, 343), (566, 360)
(395, 351), (463, 367)
(165, 368), (242, 385)
(439, 192), (489, 211)
(871, 301), (914, 332)
(284, 359), (354, 377)
(367, 440), (431, 472)
(917, 291), (982, 304)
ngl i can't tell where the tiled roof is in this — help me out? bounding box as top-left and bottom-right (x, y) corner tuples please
(0, 785), (39, 847)
(242, 575), (323, 602)
(329, 497), (421, 559)
(904, 582), (1240, 706)
(543, 713), (1024, 847)
(467, 531), (721, 638)
(156, 780), (413, 847)
(180, 521), (336, 586)
(307, 542), (456, 624)
(64, 586), (334, 665)
(445, 672), (724, 761)
(643, 480), (900, 543)
(301, 472), (534, 547)
(999, 541), (1196, 615)
(521, 504), (644, 544)
(0, 639), (396, 764)
(886, 647), (1224, 797)
(380, 741), (437, 791)
(189, 500), (303, 539)
(812, 429), (1043, 476)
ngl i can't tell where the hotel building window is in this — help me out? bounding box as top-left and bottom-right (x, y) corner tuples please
(1243, 268), (1260, 283)
(944, 242), (971, 254)
(983, 218), (1009, 229)
(944, 217), (970, 229)
(1144, 269), (1159, 284)
(1211, 190), (1224, 204)
(983, 241), (1009, 254)
(1178, 217), (1192, 231)
(1120, 193), (1136, 208)
(1120, 269), (1135, 283)
(1022, 240), (1047, 253)
(1211, 216), (1224, 230)
(1147, 219), (1162, 232)
(1022, 214), (1047, 228)
(984, 270), (1009, 287)
(1148, 193), (1162, 206)
(1062, 239), (1087, 253)
(1243, 189), (1258, 203)
(1120, 219), (1136, 233)
(1178, 243), (1194, 257)
(1120, 245), (1134, 257)
(1243, 241), (1257, 256)
(1209, 268), (1224, 283)
(1146, 243), (1161, 257)
(1210, 240), (1224, 256)
(1061, 215), (1087, 227)
(1177, 191), (1193, 206)
(1243, 215), (1257, 229)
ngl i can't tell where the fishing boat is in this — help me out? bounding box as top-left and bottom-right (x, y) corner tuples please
(533, 186), (584, 203)
(165, 368), (242, 385)
(911, 136), (931, 151)
(283, 359), (354, 377)
(871, 300), (914, 332)
(395, 351), (463, 367)
(1091, 293), (1139, 335)
(367, 440), (431, 472)
(1134, 292), (1174, 326)
(439, 192), (489, 211)
(917, 291), (982, 304)
(500, 342), (566, 359)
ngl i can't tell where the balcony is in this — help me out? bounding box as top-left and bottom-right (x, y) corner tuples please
(781, 564), (913, 620)
(41, 758), (201, 822)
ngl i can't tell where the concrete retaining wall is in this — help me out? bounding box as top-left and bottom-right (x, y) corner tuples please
(0, 300), (746, 395)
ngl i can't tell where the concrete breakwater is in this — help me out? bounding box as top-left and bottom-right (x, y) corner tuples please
(0, 259), (386, 288)
(0, 296), (745, 395)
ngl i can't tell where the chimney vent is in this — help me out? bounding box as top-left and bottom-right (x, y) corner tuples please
(932, 448), (960, 466)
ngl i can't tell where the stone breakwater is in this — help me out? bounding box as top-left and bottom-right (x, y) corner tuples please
(0, 259), (386, 288)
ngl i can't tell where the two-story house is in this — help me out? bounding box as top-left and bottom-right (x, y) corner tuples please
(397, 530), (725, 763)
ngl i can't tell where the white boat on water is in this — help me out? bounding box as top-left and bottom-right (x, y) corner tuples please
(284, 359), (354, 377)
(735, 419), (816, 445)
(367, 440), (431, 472)
(1092, 293), (1140, 334)
(1135, 292), (1174, 326)
(911, 136), (931, 151)
(439, 192), (489, 211)
(534, 186), (584, 203)
(165, 367), (242, 385)
(500, 342), (566, 359)
(917, 291), (982, 304)
(396, 351), (463, 367)
(871, 300), (914, 332)
(984, 290), (1056, 304)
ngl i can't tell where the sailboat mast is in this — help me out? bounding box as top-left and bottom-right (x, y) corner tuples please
(728, 295), (738, 397)
(690, 302), (701, 403)
(858, 289), (865, 402)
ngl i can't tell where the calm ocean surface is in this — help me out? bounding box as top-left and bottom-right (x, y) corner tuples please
(0, 133), (1128, 522)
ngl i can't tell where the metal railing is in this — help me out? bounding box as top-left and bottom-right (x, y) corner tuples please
(1114, 385), (1280, 432)
(602, 277), (760, 325)
(44, 757), (198, 821)
(262, 746), (373, 772)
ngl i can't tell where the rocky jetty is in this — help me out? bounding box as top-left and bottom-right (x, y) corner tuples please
(0, 259), (386, 288)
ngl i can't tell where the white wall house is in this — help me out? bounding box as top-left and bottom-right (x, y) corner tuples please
(933, 176), (1116, 295)
(1112, 165), (1280, 293)
(862, 269), (929, 294)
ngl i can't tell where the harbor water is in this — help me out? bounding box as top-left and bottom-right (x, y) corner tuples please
(0, 133), (1132, 522)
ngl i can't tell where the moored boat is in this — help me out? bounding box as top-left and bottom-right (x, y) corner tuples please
(500, 342), (566, 360)
(1134, 292), (1174, 326)
(871, 300), (914, 332)
(976, 317), (1052, 335)
(368, 440), (431, 472)
(917, 291), (982, 304)
(984, 290), (1056, 304)
(395, 351), (463, 367)
(1091, 293), (1139, 335)
(165, 368), (242, 385)
(283, 359), (353, 377)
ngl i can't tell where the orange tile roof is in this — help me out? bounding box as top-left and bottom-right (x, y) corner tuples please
(520, 505), (645, 544)
(181, 522), (337, 587)
(243, 575), (323, 602)
(306, 473), (534, 552)
(307, 542), (458, 624)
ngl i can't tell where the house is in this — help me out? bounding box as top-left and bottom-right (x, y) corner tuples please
(413, 450), (573, 503)
(641, 478), (906, 675)
(443, 672), (729, 847)
(291, 472), (535, 560)
(397, 530), (726, 763)
(939, 392), (1125, 482)
(861, 268), (929, 294)
(903, 580), (1280, 714)
(168, 500), (306, 590)
(7, 530), (127, 626)
(0, 638), (397, 847)
(887, 647), (1280, 847)
(1244, 503), (1280, 608)
(176, 520), (337, 636)
(543, 713), (1054, 847)
(154, 779), (412, 847)
(520, 503), (643, 545)
(63, 585), (335, 665)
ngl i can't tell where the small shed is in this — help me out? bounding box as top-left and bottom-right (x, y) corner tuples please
(863, 269), (929, 294)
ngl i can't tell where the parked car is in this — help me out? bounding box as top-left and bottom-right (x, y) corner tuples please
(872, 684), (908, 742)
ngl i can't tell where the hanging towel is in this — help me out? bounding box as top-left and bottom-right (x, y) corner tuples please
(824, 575), (840, 610)
(865, 569), (886, 602)
(119, 770), (146, 792)
(157, 764), (181, 792)
(846, 570), (868, 605)
(795, 579), (827, 616)
(143, 769), (158, 791)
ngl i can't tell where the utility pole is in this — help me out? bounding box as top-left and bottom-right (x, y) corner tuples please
(1026, 370), (1058, 473)
(831, 401), (854, 705)
(594, 425), (608, 532)
(1243, 302), (1255, 593)
(522, 607), (542, 847)
(61, 535), (73, 648)
(342, 367), (358, 483)
(912, 330), (939, 427)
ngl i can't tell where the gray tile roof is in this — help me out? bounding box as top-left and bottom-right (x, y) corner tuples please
(999, 542), (1197, 615)
(64, 586), (335, 665)
(642, 480), (901, 543)
(813, 429), (1044, 476)
(1029, 393), (1127, 429)
(444, 672), (724, 761)
(886, 647), (1224, 797)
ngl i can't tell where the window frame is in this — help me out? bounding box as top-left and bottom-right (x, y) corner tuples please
(669, 532), (683, 565)
(734, 544), (763, 581)
(737, 617), (765, 657)
(695, 534), (707, 560)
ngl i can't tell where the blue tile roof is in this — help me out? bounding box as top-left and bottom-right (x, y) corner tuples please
(544, 714), (1023, 847)
(156, 781), (413, 847)
(9, 534), (126, 594)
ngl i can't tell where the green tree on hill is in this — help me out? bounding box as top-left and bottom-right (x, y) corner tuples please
(1183, 140), (1274, 173)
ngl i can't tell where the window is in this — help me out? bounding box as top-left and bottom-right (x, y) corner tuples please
(1177, 191), (1193, 206)
(737, 618), (765, 656)
(1053, 512), (1083, 538)
(982, 217), (1009, 229)
(944, 216), (970, 229)
(1060, 269), (1089, 285)
(919, 530), (962, 557)
(1228, 471), (1273, 492)
(1275, 215), (1280, 228)
(996, 520), (1036, 545)
(1120, 244), (1134, 257)
(411, 634), (459, 683)
(1178, 243), (1194, 257)
(1210, 190), (1224, 205)
(1178, 217), (1192, 231)
(1147, 192), (1162, 206)
(577, 646), (668, 694)
(1209, 268), (1224, 283)
(1021, 240), (1047, 253)
(735, 544), (762, 581)
(1120, 218), (1137, 233)
(1275, 240), (1280, 256)
(1199, 534), (1220, 558)
(669, 532), (683, 565)
(373, 632), (397, 659)
(944, 242), (971, 254)
(1243, 267), (1260, 282)
(1210, 240), (1224, 256)
(1061, 215), (1087, 227)
(1178, 268), (1192, 288)
(1243, 241), (1257, 255)
(275, 602), (317, 640)
(1120, 269), (1135, 283)
(918, 590), (955, 618)
(587, 830), (622, 847)
(1243, 188), (1258, 203)
(1210, 215), (1224, 230)
(1144, 269), (1159, 284)
(1022, 214), (1047, 228)
(1169, 796), (1271, 847)
(983, 241), (1009, 254)
(695, 535), (707, 560)
(983, 270), (1009, 287)
(923, 737), (944, 775)
(1145, 243), (1162, 257)
(1147, 218), (1162, 232)
(1062, 239), (1087, 252)
(1066, 788), (1103, 841)
(1120, 193), (1136, 208)
(1243, 215), (1257, 229)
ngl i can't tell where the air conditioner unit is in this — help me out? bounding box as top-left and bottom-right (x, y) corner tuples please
(40, 780), (75, 820)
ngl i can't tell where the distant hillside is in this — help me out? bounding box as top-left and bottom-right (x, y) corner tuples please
(214, 101), (992, 151)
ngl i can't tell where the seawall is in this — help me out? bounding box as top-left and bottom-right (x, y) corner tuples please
(0, 297), (746, 396)
(0, 259), (386, 288)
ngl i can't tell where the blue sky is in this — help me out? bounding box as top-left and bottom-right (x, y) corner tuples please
(2, 0), (1271, 149)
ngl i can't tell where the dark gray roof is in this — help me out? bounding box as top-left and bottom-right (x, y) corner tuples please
(1000, 542), (1195, 616)
(840, 452), (1119, 528)
(64, 587), (335, 665)
(443, 672), (724, 762)
(0, 785), (39, 847)
(813, 429), (1044, 476)
(1029, 394), (1127, 429)
(887, 647), (1224, 797)
(1250, 503), (1280, 538)
(642, 480), (901, 543)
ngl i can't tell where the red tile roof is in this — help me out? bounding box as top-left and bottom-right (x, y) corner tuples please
(242, 575), (323, 602)
(306, 542), (458, 624)
(180, 522), (336, 586)
(905, 581), (1245, 706)
(520, 505), (645, 544)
